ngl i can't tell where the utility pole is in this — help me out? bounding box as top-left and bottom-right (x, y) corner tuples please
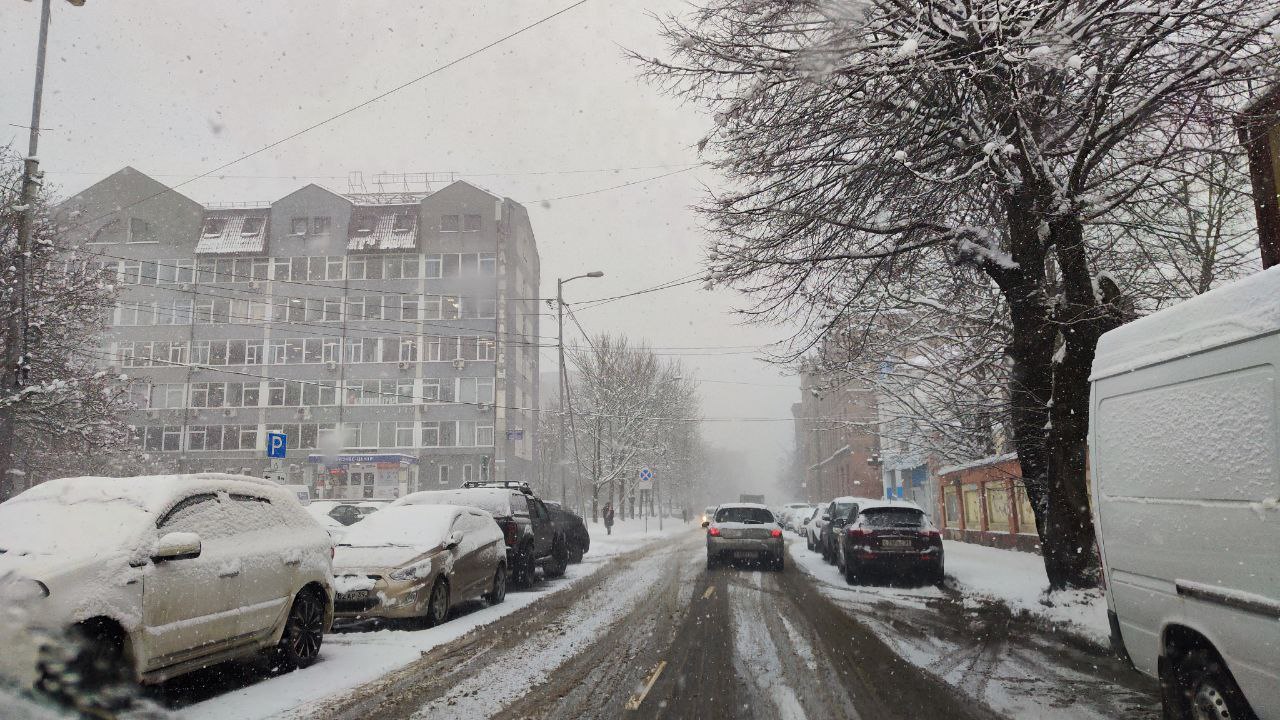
(556, 271), (602, 511)
(1, 0), (71, 501)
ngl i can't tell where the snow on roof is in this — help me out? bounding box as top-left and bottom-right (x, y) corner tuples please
(347, 205), (418, 251)
(1093, 265), (1280, 381)
(194, 209), (269, 254)
(830, 495), (883, 504)
(717, 502), (768, 509)
(852, 498), (926, 513)
(937, 452), (1020, 478)
(8, 473), (283, 516)
(392, 488), (517, 516)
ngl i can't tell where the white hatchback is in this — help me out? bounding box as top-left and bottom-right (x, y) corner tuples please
(0, 473), (334, 700)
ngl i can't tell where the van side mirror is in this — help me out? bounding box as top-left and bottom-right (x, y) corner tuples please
(821, 514), (830, 522)
(701, 521), (710, 528)
(152, 532), (201, 563)
(446, 531), (464, 550)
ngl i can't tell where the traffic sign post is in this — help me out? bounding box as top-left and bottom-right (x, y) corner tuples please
(638, 467), (656, 534)
(267, 432), (287, 459)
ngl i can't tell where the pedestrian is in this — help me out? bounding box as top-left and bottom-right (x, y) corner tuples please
(681, 506), (688, 524)
(603, 502), (615, 535)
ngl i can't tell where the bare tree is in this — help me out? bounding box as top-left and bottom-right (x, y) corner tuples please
(0, 148), (136, 497)
(642, 0), (1280, 588)
(566, 333), (700, 521)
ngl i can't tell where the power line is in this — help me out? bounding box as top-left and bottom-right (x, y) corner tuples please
(530, 166), (698, 203)
(571, 273), (705, 311)
(45, 162), (700, 181)
(47, 0), (596, 242)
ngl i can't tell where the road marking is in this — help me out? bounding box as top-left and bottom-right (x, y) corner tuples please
(702, 586), (716, 600)
(624, 660), (667, 711)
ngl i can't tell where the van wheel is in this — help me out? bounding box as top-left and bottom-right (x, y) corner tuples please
(512, 546), (537, 587)
(276, 590), (325, 670)
(424, 578), (450, 627)
(485, 565), (507, 605)
(1165, 648), (1257, 720)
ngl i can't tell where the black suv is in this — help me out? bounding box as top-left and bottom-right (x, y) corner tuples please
(461, 481), (569, 586)
(545, 501), (590, 563)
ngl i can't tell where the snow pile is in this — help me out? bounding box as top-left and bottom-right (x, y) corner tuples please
(942, 540), (1108, 645)
(332, 574), (378, 595)
(1093, 264), (1280, 379)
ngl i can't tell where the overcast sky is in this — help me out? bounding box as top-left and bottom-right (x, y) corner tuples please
(0, 0), (802, 497)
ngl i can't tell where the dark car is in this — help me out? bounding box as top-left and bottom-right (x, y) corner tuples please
(393, 482), (568, 587)
(818, 496), (867, 563)
(833, 500), (943, 586)
(545, 501), (590, 563)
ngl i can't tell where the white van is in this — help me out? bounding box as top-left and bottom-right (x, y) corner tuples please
(1090, 267), (1280, 719)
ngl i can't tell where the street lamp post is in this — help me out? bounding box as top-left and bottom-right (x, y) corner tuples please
(557, 271), (603, 514)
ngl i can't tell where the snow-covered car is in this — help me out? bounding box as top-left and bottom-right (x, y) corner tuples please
(332, 504), (507, 625)
(799, 506), (821, 545)
(818, 496), (880, 563)
(832, 500), (942, 586)
(307, 500), (379, 527)
(779, 503), (810, 531)
(0, 474), (334, 697)
(805, 506), (824, 550)
(703, 503), (784, 570)
(701, 506), (716, 524)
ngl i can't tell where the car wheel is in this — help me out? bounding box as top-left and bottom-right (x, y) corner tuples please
(485, 565), (507, 605)
(276, 589), (325, 670)
(706, 552), (718, 570)
(424, 578), (450, 627)
(1165, 648), (1257, 720)
(37, 620), (132, 712)
(568, 542), (585, 564)
(511, 545), (536, 587)
(927, 564), (945, 587)
(546, 539), (570, 579)
(844, 558), (860, 585)
(774, 553), (785, 572)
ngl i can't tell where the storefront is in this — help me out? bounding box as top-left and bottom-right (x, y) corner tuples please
(934, 453), (1040, 553)
(304, 453), (418, 500)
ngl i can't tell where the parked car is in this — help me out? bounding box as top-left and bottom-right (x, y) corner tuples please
(332, 504), (507, 624)
(833, 500), (942, 586)
(817, 496), (876, 563)
(392, 482), (567, 587)
(779, 503), (810, 531)
(0, 473), (334, 700)
(1091, 267), (1280, 720)
(277, 484), (313, 506)
(703, 503), (784, 570)
(545, 501), (590, 563)
(306, 500), (379, 527)
(800, 506), (823, 548)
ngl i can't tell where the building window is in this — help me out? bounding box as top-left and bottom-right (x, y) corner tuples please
(240, 217), (265, 235)
(353, 215), (376, 234)
(425, 254), (442, 278)
(393, 213), (415, 232)
(127, 217), (156, 243)
(202, 218), (226, 237)
(291, 217), (308, 236)
(479, 253), (496, 276)
(421, 422), (441, 447)
(89, 219), (124, 244)
(438, 465), (450, 485)
(313, 216), (331, 234)
(462, 464), (473, 483)
(463, 214), (482, 231)
(476, 425), (495, 447)
(441, 214), (460, 232)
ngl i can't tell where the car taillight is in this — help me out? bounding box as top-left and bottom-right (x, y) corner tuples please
(846, 528), (871, 540)
(924, 529), (943, 546)
(502, 520), (519, 546)
(770, 529), (782, 538)
(708, 526), (720, 537)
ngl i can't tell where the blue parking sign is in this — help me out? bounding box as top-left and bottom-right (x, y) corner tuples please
(267, 432), (287, 458)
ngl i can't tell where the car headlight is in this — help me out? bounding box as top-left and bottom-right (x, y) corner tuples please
(389, 561), (433, 582)
(0, 577), (49, 601)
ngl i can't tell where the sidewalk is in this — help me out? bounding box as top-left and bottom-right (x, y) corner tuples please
(943, 540), (1108, 646)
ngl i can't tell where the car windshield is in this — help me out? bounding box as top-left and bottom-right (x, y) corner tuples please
(339, 505), (456, 548)
(860, 508), (927, 529)
(0, 498), (149, 557)
(714, 507), (774, 524)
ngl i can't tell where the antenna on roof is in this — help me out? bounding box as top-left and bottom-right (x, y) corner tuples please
(347, 171), (367, 194)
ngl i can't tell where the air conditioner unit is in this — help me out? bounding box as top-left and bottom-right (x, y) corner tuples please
(223, 408), (237, 418)
(477, 403), (491, 412)
(146, 409), (161, 419)
(178, 282), (190, 291)
(452, 359), (466, 370)
(248, 280), (261, 290)
(326, 360), (338, 370)
(398, 361), (410, 370)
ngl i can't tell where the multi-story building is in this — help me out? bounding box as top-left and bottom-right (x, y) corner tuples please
(60, 167), (540, 498)
(790, 364), (880, 504)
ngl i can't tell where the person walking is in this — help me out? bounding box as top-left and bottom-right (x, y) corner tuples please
(603, 502), (615, 536)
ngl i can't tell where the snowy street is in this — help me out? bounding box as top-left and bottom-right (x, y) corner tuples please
(139, 524), (1160, 719)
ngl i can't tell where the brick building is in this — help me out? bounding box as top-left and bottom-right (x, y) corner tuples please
(790, 368), (881, 503)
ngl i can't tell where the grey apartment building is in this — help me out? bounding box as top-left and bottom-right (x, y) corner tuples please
(61, 168), (540, 498)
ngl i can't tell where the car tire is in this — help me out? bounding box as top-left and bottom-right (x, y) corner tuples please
(424, 578), (450, 627)
(774, 553), (785, 572)
(275, 589), (325, 671)
(37, 620), (132, 712)
(1164, 647), (1257, 720)
(511, 545), (536, 588)
(706, 553), (718, 570)
(844, 558), (860, 585)
(485, 565), (507, 605)
(545, 540), (569, 579)
(568, 542), (585, 564)
(927, 565), (945, 588)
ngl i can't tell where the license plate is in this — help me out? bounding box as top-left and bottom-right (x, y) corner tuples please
(337, 589), (368, 601)
(734, 551), (757, 559)
(881, 539), (913, 550)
